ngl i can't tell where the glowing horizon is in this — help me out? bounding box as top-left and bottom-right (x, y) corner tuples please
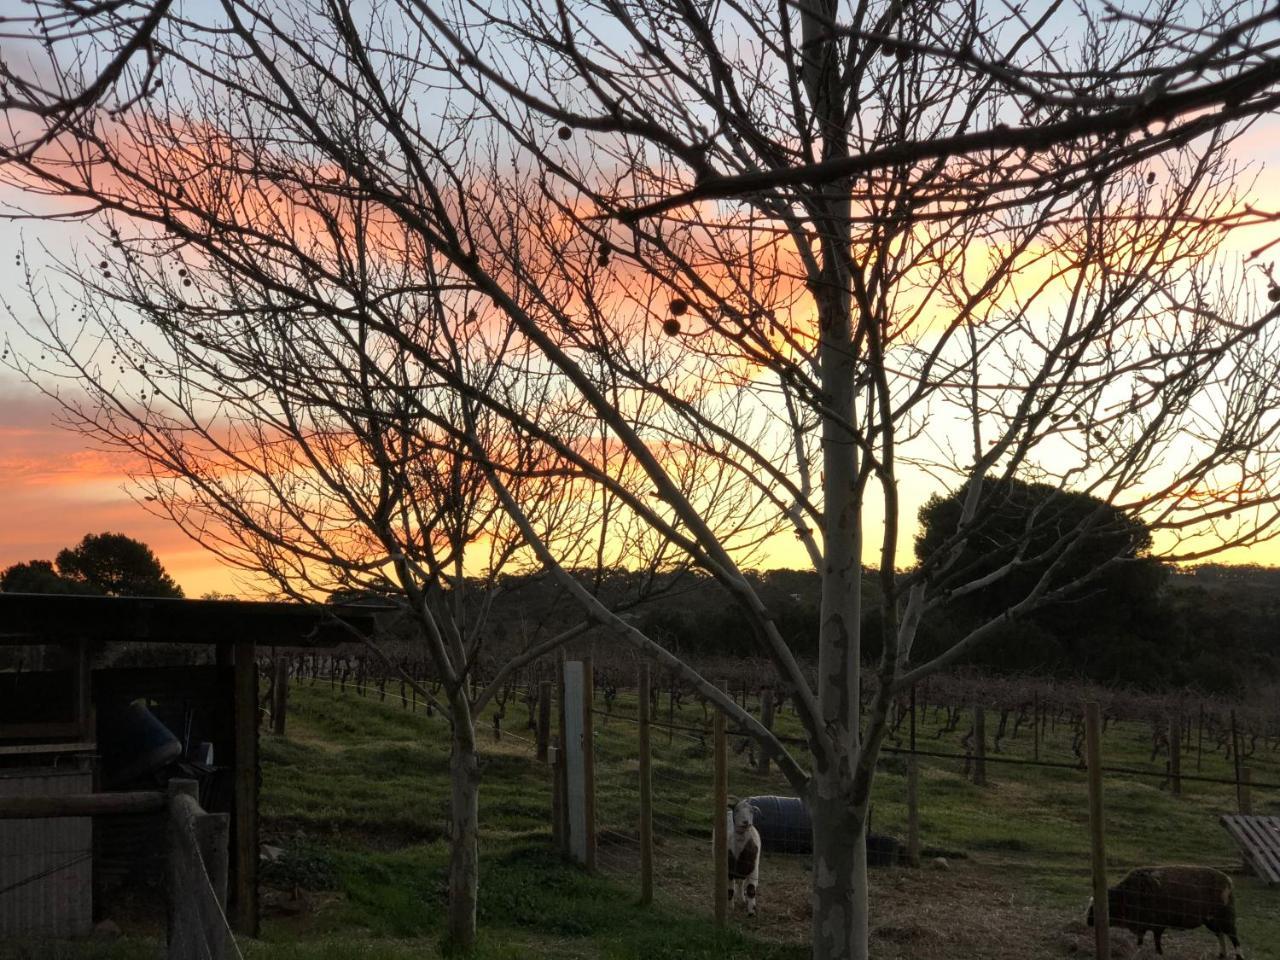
(2, 107), (1279, 599)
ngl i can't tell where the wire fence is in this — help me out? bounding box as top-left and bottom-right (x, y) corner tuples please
(276, 653), (1280, 957)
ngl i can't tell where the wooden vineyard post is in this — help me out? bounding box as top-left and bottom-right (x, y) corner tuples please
(1240, 767), (1253, 816)
(1033, 691), (1041, 762)
(232, 641), (259, 936)
(1085, 702), (1110, 960)
(668, 679), (676, 744)
(973, 705), (987, 786)
(552, 656), (568, 856)
(713, 708), (728, 929)
(583, 656), (597, 873)
(560, 659), (596, 869)
(536, 681), (552, 763)
(1231, 710), (1244, 813)
(1168, 718), (1182, 797)
(759, 689), (775, 774)
(639, 665), (654, 906)
(271, 657), (289, 736)
(908, 685), (920, 867)
(1196, 703), (1205, 772)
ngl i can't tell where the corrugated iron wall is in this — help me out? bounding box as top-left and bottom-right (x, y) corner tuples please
(0, 768), (93, 938)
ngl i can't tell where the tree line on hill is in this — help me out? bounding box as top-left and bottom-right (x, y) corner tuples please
(5, 510), (1274, 695)
(467, 481), (1279, 696)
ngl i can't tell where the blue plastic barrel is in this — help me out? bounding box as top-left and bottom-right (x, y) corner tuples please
(105, 701), (182, 785)
(743, 795), (900, 865)
(744, 795), (812, 853)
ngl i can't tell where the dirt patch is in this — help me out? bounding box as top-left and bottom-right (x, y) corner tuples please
(600, 838), (1084, 959)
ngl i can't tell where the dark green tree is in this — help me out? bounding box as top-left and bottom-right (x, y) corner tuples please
(54, 533), (184, 598)
(0, 559), (97, 595)
(914, 478), (1169, 682)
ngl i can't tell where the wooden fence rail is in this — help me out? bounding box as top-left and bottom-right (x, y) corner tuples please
(0, 791), (165, 819)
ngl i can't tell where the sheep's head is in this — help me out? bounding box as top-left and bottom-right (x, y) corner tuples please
(729, 798), (757, 835)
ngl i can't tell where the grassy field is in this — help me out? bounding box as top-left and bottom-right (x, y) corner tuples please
(8, 679), (1279, 959)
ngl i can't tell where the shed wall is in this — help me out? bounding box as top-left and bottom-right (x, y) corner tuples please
(0, 769), (93, 938)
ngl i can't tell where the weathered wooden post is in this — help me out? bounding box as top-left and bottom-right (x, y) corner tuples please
(973, 705), (988, 786)
(639, 664), (654, 905)
(668, 678), (676, 744)
(907, 685), (920, 867)
(1168, 718), (1182, 797)
(1033, 691), (1041, 762)
(1085, 702), (1110, 960)
(583, 656), (597, 872)
(713, 707), (728, 929)
(1231, 710), (1244, 812)
(561, 658), (596, 869)
(758, 688), (775, 775)
(536, 681), (552, 763)
(232, 641), (259, 936)
(166, 778), (198, 953)
(1197, 702), (1205, 771)
(1240, 767), (1253, 816)
(197, 811), (231, 914)
(552, 656), (568, 855)
(272, 657), (289, 736)
(167, 778), (233, 959)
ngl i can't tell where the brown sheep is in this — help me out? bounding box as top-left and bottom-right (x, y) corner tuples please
(1086, 865), (1243, 958)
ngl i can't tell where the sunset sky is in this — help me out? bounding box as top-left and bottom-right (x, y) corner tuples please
(2, 46), (1279, 598)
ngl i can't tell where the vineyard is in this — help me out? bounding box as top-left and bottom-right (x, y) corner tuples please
(268, 651), (1280, 779)
(246, 652), (1280, 960)
(31, 651), (1277, 960)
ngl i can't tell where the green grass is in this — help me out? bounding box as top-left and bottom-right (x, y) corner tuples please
(244, 684), (807, 960)
(13, 680), (1277, 959)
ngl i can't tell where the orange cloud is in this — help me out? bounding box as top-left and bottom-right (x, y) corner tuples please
(0, 381), (249, 595)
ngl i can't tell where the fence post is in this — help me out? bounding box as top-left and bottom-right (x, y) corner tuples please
(758, 689), (775, 775)
(562, 659), (595, 868)
(1168, 718), (1181, 797)
(973, 706), (987, 786)
(583, 656), (597, 873)
(197, 812), (231, 914)
(232, 640), (259, 936)
(536, 681), (552, 763)
(639, 664), (653, 906)
(713, 707), (728, 929)
(166, 778), (198, 952)
(1196, 702), (1204, 771)
(553, 656), (568, 856)
(1085, 702), (1110, 960)
(1033, 691), (1041, 762)
(272, 657), (289, 736)
(668, 679), (676, 744)
(1230, 710), (1243, 813)
(907, 685), (920, 867)
(1240, 767), (1253, 815)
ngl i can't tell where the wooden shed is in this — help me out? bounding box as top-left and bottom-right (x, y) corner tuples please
(0, 593), (381, 939)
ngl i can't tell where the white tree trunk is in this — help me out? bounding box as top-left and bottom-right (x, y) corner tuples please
(447, 694), (481, 950)
(809, 778), (869, 960)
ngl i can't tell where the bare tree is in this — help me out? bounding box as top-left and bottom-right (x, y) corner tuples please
(417, 3), (1280, 955)
(0, 9), (778, 943)
(4, 2), (1280, 959)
